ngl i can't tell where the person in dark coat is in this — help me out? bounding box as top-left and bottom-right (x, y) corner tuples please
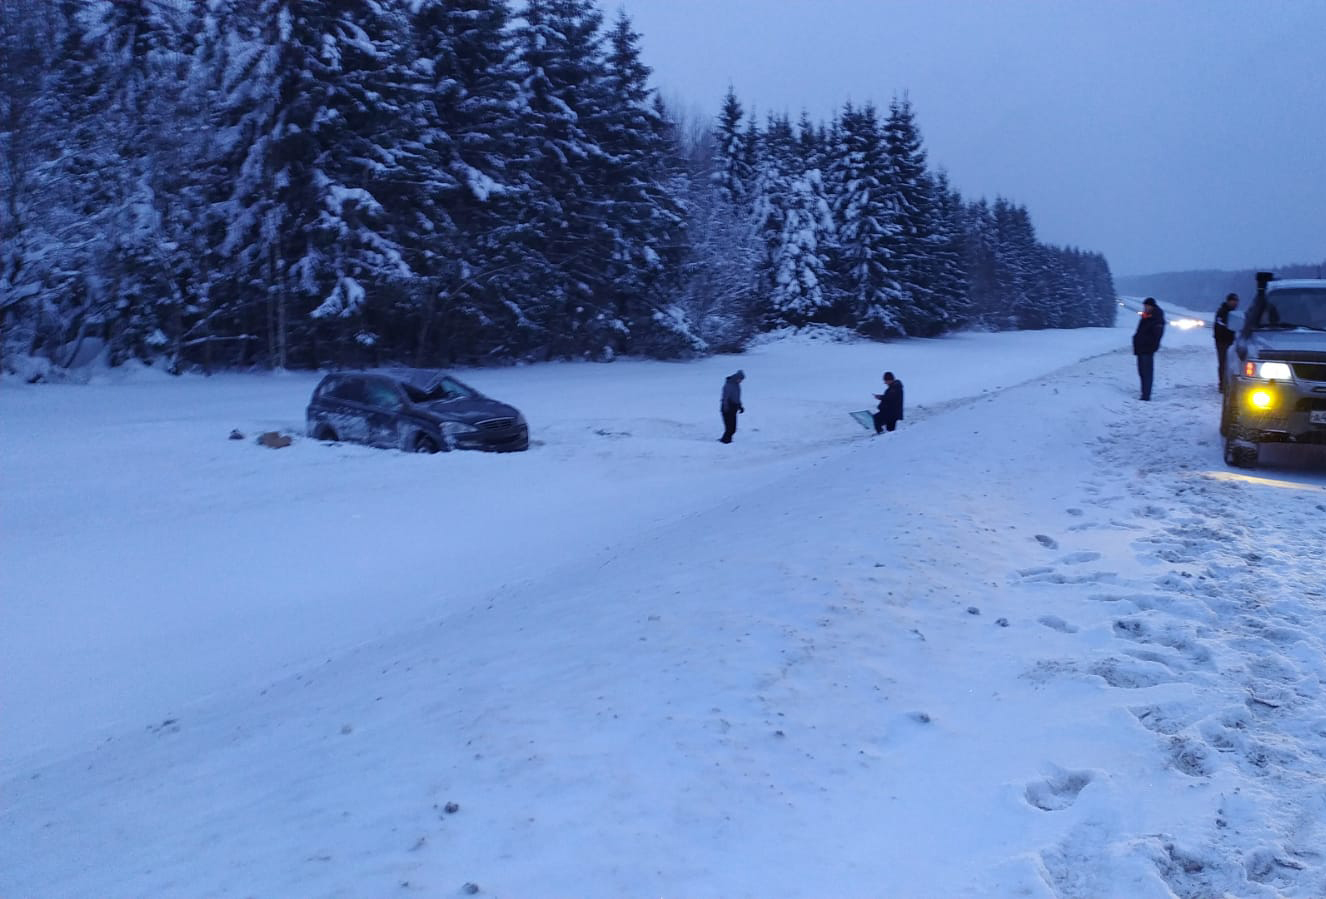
(1132, 297), (1166, 401)
(719, 369), (745, 443)
(1214, 292), (1239, 392)
(872, 371), (904, 433)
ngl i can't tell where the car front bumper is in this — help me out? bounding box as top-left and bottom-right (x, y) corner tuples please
(1232, 379), (1326, 443)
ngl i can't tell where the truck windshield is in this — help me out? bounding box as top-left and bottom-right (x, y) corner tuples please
(1253, 289), (1326, 331)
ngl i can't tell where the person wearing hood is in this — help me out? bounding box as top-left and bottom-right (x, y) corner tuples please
(1132, 297), (1166, 401)
(873, 371), (904, 433)
(719, 370), (745, 443)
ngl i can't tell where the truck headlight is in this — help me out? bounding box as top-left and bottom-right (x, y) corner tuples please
(1243, 361), (1292, 380)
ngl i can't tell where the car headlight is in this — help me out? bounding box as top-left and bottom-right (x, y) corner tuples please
(1243, 361), (1292, 380)
(441, 421), (478, 437)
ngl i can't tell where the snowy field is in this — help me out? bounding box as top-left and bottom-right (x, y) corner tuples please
(4, 311), (1326, 898)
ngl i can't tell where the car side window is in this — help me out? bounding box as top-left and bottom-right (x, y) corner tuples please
(364, 380), (403, 410)
(328, 377), (367, 404)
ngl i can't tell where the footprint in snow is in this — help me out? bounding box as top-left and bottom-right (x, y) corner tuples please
(1025, 766), (1094, 811)
(1035, 534), (1059, 549)
(1038, 615), (1078, 634)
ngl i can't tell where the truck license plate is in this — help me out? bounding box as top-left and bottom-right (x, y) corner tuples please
(1312, 410), (1326, 425)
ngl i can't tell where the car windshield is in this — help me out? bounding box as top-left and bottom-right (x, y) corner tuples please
(403, 375), (480, 403)
(1252, 288), (1326, 331)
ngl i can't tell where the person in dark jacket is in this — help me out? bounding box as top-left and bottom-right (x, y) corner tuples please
(1132, 297), (1166, 401)
(872, 371), (904, 433)
(1214, 292), (1239, 392)
(719, 369), (745, 443)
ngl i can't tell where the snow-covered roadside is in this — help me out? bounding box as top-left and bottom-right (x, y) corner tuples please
(5, 323), (1326, 897)
(0, 326), (1129, 770)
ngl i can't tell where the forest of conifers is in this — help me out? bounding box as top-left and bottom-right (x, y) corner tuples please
(0, 0), (1118, 375)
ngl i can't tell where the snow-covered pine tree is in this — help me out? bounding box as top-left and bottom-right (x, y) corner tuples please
(961, 198), (999, 327)
(827, 101), (903, 337)
(406, 0), (529, 365)
(0, 0), (58, 369)
(597, 9), (690, 356)
(86, 0), (189, 366)
(218, 0), (414, 369)
(883, 95), (948, 336)
(751, 113), (835, 328)
(711, 85), (752, 209)
(992, 198), (1042, 329)
(511, 0), (620, 359)
(926, 169), (972, 328)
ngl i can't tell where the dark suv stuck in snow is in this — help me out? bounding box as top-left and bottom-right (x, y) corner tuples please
(306, 370), (529, 453)
(1221, 272), (1326, 467)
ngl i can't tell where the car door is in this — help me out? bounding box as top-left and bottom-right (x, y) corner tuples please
(323, 376), (372, 443)
(361, 378), (406, 448)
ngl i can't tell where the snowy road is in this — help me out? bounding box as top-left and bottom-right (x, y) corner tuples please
(4, 323), (1326, 897)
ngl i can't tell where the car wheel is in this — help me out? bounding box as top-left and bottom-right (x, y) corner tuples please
(413, 433), (440, 454)
(314, 424), (338, 442)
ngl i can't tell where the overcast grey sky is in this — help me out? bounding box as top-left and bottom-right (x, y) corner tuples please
(605, 0), (1324, 277)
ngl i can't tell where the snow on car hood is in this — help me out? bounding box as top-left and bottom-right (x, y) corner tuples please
(416, 396), (520, 424)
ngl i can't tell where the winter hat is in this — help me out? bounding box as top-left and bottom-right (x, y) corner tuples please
(734, 369), (745, 379)
(1143, 297), (1157, 308)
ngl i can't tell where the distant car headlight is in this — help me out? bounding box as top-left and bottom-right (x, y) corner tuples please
(1243, 361), (1292, 380)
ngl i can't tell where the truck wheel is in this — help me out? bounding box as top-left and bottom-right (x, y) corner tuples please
(1225, 439), (1259, 468)
(1222, 403), (1259, 468)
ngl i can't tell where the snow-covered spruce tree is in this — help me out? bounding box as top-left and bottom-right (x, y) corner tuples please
(883, 95), (950, 336)
(219, 0), (413, 369)
(597, 10), (691, 357)
(712, 84), (753, 209)
(510, 0), (618, 359)
(0, 0), (59, 370)
(404, 0), (532, 365)
(992, 197), (1041, 329)
(767, 166), (835, 328)
(927, 169), (972, 328)
(826, 101), (903, 337)
(961, 197), (999, 327)
(665, 95), (760, 352)
(84, 0), (190, 367)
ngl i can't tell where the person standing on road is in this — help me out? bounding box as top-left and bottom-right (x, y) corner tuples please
(719, 369), (745, 443)
(1214, 292), (1239, 392)
(1133, 297), (1166, 401)
(872, 371), (904, 434)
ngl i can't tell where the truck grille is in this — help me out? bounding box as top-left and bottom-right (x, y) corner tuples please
(1292, 363), (1326, 382)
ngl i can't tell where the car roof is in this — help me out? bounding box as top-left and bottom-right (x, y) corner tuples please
(326, 369), (458, 389)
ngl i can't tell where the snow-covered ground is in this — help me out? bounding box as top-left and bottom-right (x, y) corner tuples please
(4, 311), (1326, 898)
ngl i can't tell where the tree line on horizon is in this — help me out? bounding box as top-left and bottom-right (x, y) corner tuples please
(1117, 263), (1326, 312)
(0, 0), (1117, 376)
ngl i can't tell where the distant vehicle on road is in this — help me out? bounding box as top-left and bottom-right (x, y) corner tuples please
(1220, 272), (1326, 467)
(306, 370), (529, 453)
